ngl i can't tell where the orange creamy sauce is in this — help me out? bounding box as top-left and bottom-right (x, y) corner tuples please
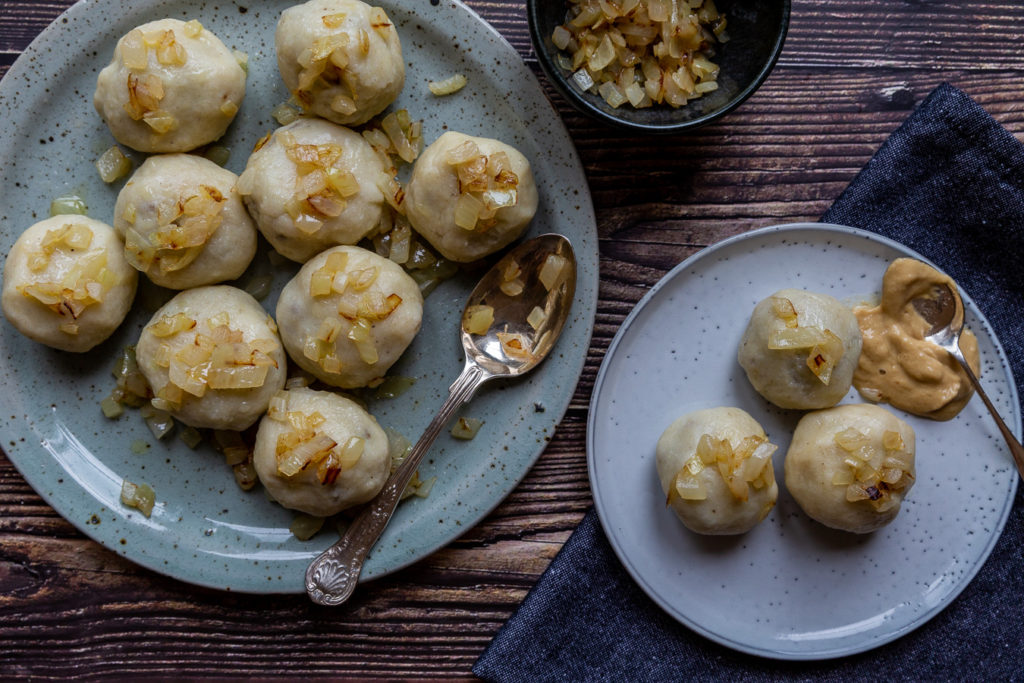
(853, 258), (979, 421)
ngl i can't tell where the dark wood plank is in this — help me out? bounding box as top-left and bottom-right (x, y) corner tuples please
(2, 0), (1024, 677)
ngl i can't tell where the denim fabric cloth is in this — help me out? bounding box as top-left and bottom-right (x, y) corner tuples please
(473, 84), (1024, 681)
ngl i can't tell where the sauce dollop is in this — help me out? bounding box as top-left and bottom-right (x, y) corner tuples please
(853, 258), (980, 421)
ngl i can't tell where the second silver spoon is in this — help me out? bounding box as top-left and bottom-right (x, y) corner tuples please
(912, 282), (1024, 478)
(305, 233), (577, 606)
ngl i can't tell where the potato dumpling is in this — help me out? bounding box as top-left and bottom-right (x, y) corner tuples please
(94, 18), (246, 153)
(113, 154), (257, 289)
(237, 118), (389, 263)
(135, 286), (287, 430)
(276, 245), (423, 388)
(2, 216), (138, 352)
(275, 0), (404, 126)
(254, 387), (390, 516)
(738, 289), (862, 410)
(655, 407), (779, 535)
(785, 403), (916, 534)
(404, 132), (539, 263)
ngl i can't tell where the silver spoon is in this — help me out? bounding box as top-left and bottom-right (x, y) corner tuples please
(306, 233), (577, 606)
(912, 281), (1024, 477)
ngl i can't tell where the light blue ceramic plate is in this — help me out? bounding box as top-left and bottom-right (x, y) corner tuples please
(0, 0), (597, 593)
(588, 224), (1019, 659)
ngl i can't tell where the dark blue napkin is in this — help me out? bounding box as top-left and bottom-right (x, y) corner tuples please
(474, 84), (1024, 681)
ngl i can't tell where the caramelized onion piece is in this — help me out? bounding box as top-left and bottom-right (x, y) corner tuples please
(428, 73), (468, 96)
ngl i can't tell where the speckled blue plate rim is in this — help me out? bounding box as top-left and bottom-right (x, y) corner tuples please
(0, 0), (598, 594)
(586, 222), (1020, 659)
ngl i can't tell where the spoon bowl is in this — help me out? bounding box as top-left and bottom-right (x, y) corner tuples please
(305, 234), (577, 606)
(463, 234), (576, 377)
(912, 281), (1024, 478)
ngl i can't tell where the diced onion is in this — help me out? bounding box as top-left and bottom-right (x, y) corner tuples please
(233, 460), (258, 490)
(451, 416), (483, 440)
(374, 375), (416, 399)
(95, 146), (133, 183)
(179, 425), (203, 449)
(539, 253), (569, 291)
(140, 404), (175, 440)
(497, 332), (533, 360)
(834, 428), (870, 452)
(463, 305), (495, 335)
(120, 480), (156, 517)
(571, 68), (595, 93)
(672, 471), (707, 501)
(414, 476), (437, 498)
(233, 49), (249, 72)
(50, 195), (88, 217)
(767, 326), (827, 350)
(290, 514), (325, 541)
(204, 145), (231, 167)
(831, 469), (855, 486)
(771, 296), (798, 327)
(184, 19), (203, 37)
(100, 396), (124, 418)
(527, 306), (547, 331)
(806, 329), (845, 385)
(273, 102), (301, 126)
(499, 279), (524, 297)
(882, 430), (905, 452)
(428, 73), (468, 96)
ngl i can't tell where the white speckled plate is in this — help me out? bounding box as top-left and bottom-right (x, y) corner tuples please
(588, 223), (1019, 659)
(0, 0), (597, 592)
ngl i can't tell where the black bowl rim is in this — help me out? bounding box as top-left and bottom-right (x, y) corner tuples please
(526, 0), (792, 134)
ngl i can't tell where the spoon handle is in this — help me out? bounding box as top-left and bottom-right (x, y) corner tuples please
(953, 353), (1024, 479)
(305, 361), (490, 606)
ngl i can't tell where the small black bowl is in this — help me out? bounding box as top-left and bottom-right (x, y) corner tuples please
(527, 0), (791, 134)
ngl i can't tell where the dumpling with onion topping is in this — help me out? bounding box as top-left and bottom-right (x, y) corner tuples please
(275, 0), (404, 126)
(94, 18), (246, 153)
(2, 216), (138, 352)
(114, 154), (257, 289)
(738, 289), (862, 410)
(404, 132), (539, 263)
(276, 245), (423, 389)
(254, 387), (390, 516)
(237, 118), (389, 263)
(134, 286), (287, 430)
(655, 407), (779, 535)
(785, 404), (916, 534)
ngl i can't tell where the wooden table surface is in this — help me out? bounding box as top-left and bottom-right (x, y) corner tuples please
(2, 0), (1023, 677)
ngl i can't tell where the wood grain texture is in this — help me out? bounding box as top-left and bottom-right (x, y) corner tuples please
(2, 0), (1024, 677)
